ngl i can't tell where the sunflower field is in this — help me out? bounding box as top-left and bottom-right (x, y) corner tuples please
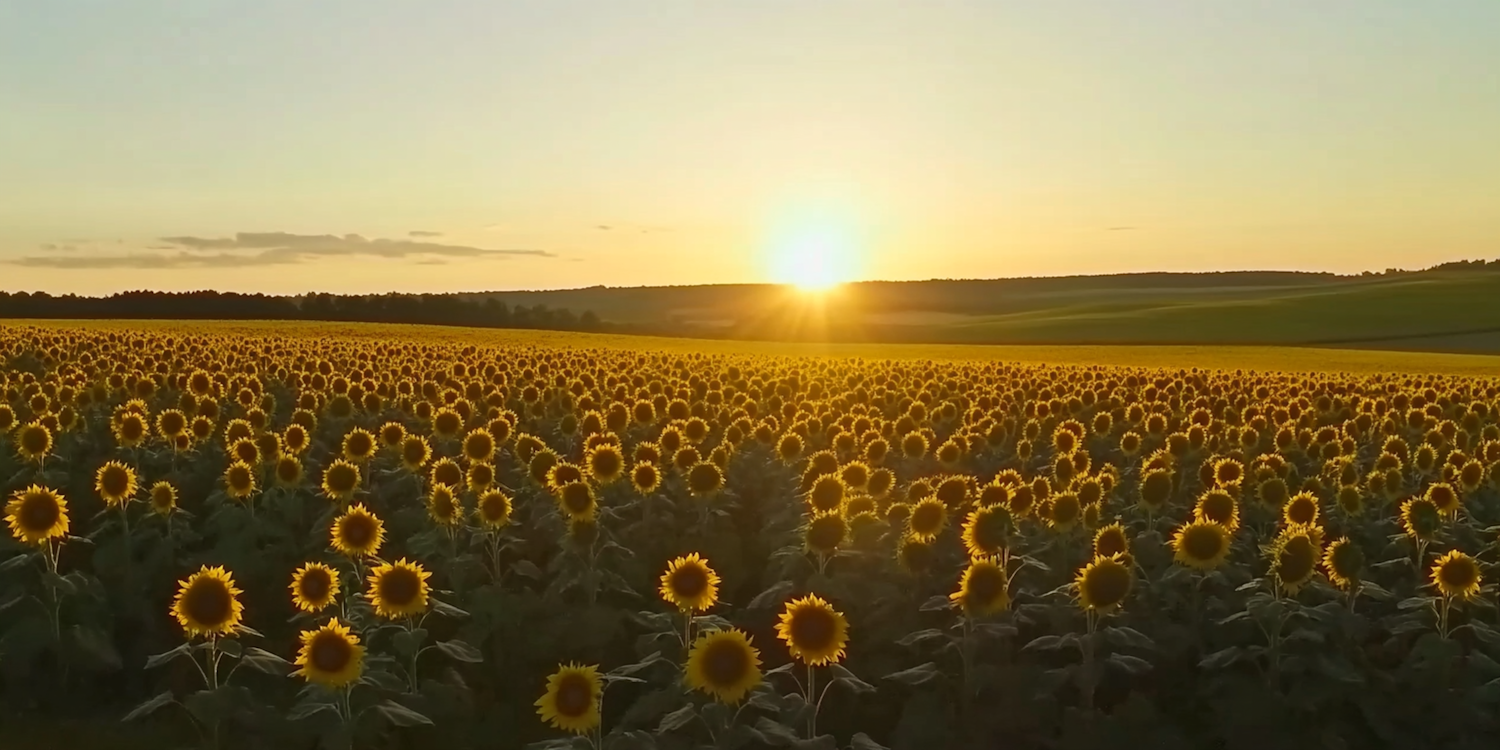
(3, 323), (1500, 750)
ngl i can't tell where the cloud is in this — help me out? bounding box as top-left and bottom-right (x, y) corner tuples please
(1105, 226), (1135, 231)
(38, 243), (78, 252)
(595, 225), (612, 231)
(408, 230), (443, 237)
(7, 232), (555, 269)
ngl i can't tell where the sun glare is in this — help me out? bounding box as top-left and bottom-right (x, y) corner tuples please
(767, 212), (861, 293)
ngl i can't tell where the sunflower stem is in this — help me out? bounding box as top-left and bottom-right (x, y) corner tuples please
(806, 664), (817, 738)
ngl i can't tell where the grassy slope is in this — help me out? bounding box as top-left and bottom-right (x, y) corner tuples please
(9, 319), (1500, 377)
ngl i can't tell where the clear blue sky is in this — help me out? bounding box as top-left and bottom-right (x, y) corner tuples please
(2, 0), (1497, 295)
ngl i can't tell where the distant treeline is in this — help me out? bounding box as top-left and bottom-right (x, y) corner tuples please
(0, 290), (604, 331)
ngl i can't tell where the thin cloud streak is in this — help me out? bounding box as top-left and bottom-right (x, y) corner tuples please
(6, 232), (555, 269)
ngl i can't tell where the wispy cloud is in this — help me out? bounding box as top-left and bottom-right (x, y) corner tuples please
(1105, 226), (1136, 231)
(408, 230), (443, 237)
(7, 232), (555, 269)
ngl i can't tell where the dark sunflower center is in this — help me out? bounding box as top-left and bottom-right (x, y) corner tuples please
(328, 466), (358, 493)
(689, 465), (719, 493)
(465, 437), (492, 461)
(278, 459), (301, 483)
(899, 540), (933, 572)
(702, 640), (749, 687)
(184, 580), (233, 627)
(379, 568), (421, 607)
(481, 495), (509, 522)
(806, 517), (845, 552)
(670, 565), (709, 599)
(964, 566), (1008, 606)
(810, 481), (843, 512)
(101, 468), (130, 497)
(21, 427), (49, 454)
(121, 419), (145, 440)
(911, 504), (943, 534)
(348, 436), (372, 458)
(554, 674), (593, 717)
(162, 414), (185, 435)
(431, 492), (457, 519)
(1440, 560), (1477, 589)
(153, 488), (175, 508)
(434, 465), (463, 487)
(1276, 540), (1316, 581)
(299, 570), (332, 602)
(790, 607), (837, 650)
(19, 493), (61, 532)
(1183, 527), (1225, 561)
(470, 465), (494, 486)
(229, 468), (253, 491)
(1287, 501), (1316, 524)
(1051, 497), (1079, 524)
(1095, 531), (1126, 558)
(341, 516), (376, 548)
(309, 631), (353, 673)
(1084, 563), (1130, 608)
(403, 441), (427, 465)
(634, 466), (659, 489)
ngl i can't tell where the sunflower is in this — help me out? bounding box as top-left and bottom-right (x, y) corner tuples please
(367, 558), (432, 620)
(476, 489), (513, 529)
(1425, 482), (1460, 517)
(1213, 457), (1245, 488)
(378, 421), (407, 450)
(1092, 522), (1131, 561)
(686, 629), (762, 704)
(686, 462), (725, 497)
(659, 553), (720, 612)
(587, 444), (625, 484)
(1171, 521), (1232, 570)
(960, 505), (1011, 558)
(341, 428), (376, 464)
(294, 619), (365, 688)
(224, 461), (257, 501)
(321, 459), (361, 502)
(1431, 549), (1482, 601)
(950, 556), (1011, 617)
(1138, 470), (1173, 512)
(1269, 527), (1320, 595)
(399, 435), (432, 472)
(95, 461), (138, 507)
(330, 503), (385, 558)
(896, 533), (935, 574)
(462, 429), (497, 464)
(5, 485), (69, 546)
(275, 455), (305, 488)
(431, 458), (465, 489)
(807, 474), (847, 514)
(1281, 492), (1320, 527)
(908, 496), (948, 542)
(1323, 536), (1363, 591)
(283, 424), (310, 455)
(1046, 491), (1082, 532)
(114, 413), (148, 448)
(1257, 477), (1289, 509)
(556, 481), (598, 521)
(776, 595), (849, 665)
(1076, 554), (1132, 614)
(290, 562), (340, 613)
(631, 462), (662, 494)
(427, 483), (461, 526)
(1334, 484), (1363, 516)
(16, 421), (53, 463)
(229, 437), (262, 466)
(172, 565), (245, 638)
(535, 663), (603, 735)
(149, 481), (178, 516)
(1399, 496), (1442, 541)
(805, 512), (847, 556)
(463, 461), (495, 494)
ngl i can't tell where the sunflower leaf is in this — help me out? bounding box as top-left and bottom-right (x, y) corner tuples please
(656, 704), (698, 733)
(850, 732), (891, 750)
(0, 552), (35, 572)
(1021, 635), (1064, 653)
(748, 581), (795, 610)
(753, 716), (800, 744)
(122, 690), (176, 722)
(609, 651), (664, 677)
(431, 599), (470, 619)
(433, 638), (483, 663)
(145, 642), (192, 670)
(1197, 646), (1243, 670)
(883, 662), (942, 686)
(895, 629), (945, 647)
(375, 699), (433, 727)
(829, 663), (875, 694)
(240, 646), (291, 675)
(1106, 653), (1152, 675)
(919, 595), (952, 612)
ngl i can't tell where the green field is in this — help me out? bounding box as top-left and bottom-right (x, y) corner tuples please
(10, 319), (1500, 376)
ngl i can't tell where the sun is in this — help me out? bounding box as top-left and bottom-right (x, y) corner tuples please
(766, 208), (861, 292)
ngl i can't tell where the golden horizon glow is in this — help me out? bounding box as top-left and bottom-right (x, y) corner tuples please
(766, 204), (862, 293)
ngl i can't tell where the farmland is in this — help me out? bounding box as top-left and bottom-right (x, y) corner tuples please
(3, 320), (1500, 750)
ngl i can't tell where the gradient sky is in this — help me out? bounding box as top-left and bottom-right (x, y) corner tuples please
(2, 1), (1497, 296)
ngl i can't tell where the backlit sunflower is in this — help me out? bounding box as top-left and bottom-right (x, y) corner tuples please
(1138, 469), (1173, 512)
(908, 496), (948, 542)
(462, 429), (496, 464)
(950, 556), (1011, 617)
(1323, 536), (1363, 591)
(95, 461), (138, 507)
(290, 562), (340, 613)
(1076, 553), (1132, 614)
(1281, 492), (1321, 527)
(960, 505), (1011, 558)
(686, 462), (724, 497)
(378, 421), (407, 450)
(275, 455), (305, 488)
(1431, 549), (1481, 601)
(535, 663), (602, 735)
(341, 428), (376, 464)
(224, 461), (257, 501)
(6, 485), (69, 546)
(400, 435), (432, 472)
(331, 503), (385, 558)
(1269, 526), (1320, 595)
(1257, 477), (1289, 509)
(805, 512), (847, 556)
(16, 421), (53, 463)
(1092, 522), (1131, 561)
(321, 459), (361, 502)
(431, 458), (465, 490)
(1046, 491), (1082, 532)
(172, 565), (245, 638)
(367, 558), (432, 620)
(659, 553), (720, 612)
(284, 424), (311, 455)
(556, 481), (597, 520)
(476, 489), (513, 529)
(293, 619), (364, 688)
(1425, 482), (1460, 518)
(1399, 496), (1442, 542)
(1171, 521), (1232, 570)
(587, 444), (625, 484)
(686, 629), (762, 704)
(807, 474), (847, 514)
(1334, 485), (1363, 516)
(896, 533), (935, 574)
(114, 413), (148, 448)
(631, 462), (662, 494)
(427, 483), (461, 526)
(777, 594), (849, 665)
(149, 481), (178, 516)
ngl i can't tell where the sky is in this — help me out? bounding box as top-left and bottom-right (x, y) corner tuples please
(2, 0), (1498, 296)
